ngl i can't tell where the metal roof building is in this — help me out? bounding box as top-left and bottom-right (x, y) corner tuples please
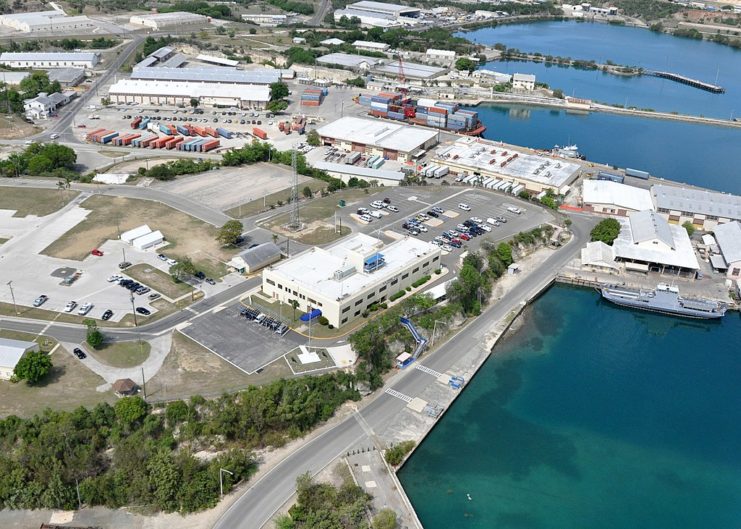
(713, 221), (741, 279)
(352, 40), (390, 51)
(313, 161), (405, 185)
(229, 243), (282, 274)
(652, 184), (741, 230)
(197, 54), (239, 67)
(0, 10), (94, 33)
(317, 53), (381, 70)
(130, 12), (208, 30)
(316, 116), (438, 162)
(582, 180), (654, 216)
(0, 338), (38, 380)
(108, 79), (271, 109)
(48, 68), (86, 87)
(373, 61), (446, 80)
(130, 67), (280, 85)
(612, 210), (699, 276)
(0, 52), (99, 69)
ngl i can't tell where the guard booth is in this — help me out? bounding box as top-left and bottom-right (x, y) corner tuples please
(396, 352), (413, 369)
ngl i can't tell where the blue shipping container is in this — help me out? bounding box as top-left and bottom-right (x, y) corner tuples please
(216, 127), (232, 139)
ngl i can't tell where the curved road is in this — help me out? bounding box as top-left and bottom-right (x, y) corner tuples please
(212, 216), (594, 529)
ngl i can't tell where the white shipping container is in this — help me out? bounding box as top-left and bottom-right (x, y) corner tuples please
(434, 166), (449, 178)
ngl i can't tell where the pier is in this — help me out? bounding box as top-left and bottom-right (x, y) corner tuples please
(646, 70), (725, 93)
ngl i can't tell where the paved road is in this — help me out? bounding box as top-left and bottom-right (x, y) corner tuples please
(212, 215), (595, 529)
(0, 178), (230, 227)
(310, 0), (332, 26)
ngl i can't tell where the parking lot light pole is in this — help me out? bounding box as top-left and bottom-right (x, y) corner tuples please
(7, 281), (18, 315)
(432, 320), (446, 347)
(130, 294), (138, 326)
(219, 468), (234, 497)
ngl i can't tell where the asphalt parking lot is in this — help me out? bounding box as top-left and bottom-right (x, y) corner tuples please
(180, 302), (303, 374)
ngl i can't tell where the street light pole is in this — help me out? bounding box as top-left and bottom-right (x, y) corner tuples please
(219, 468), (234, 497)
(130, 293), (138, 326)
(7, 281), (18, 315)
(432, 319), (445, 347)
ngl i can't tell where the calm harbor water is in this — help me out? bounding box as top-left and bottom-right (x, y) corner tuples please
(398, 285), (741, 529)
(459, 21), (741, 118)
(474, 103), (741, 194)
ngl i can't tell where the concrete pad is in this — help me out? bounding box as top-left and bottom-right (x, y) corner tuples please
(297, 350), (321, 364)
(436, 373), (452, 385)
(327, 344), (357, 367)
(425, 218), (444, 228)
(384, 229), (404, 240)
(407, 397), (428, 413)
(49, 512), (75, 524)
(442, 210), (459, 218)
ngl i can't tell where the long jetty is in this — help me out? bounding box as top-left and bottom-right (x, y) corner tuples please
(646, 70), (725, 93)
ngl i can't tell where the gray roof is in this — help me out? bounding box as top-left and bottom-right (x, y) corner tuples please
(0, 52), (98, 62)
(374, 61), (446, 79)
(47, 68), (85, 84)
(239, 242), (282, 268)
(0, 337), (37, 368)
(629, 210), (675, 249)
(713, 221), (741, 264)
(513, 73), (536, 82)
(349, 1), (420, 15)
(317, 53), (381, 68)
(130, 67), (280, 85)
(160, 54), (187, 68)
(652, 184), (741, 221)
(149, 46), (174, 60)
(313, 160), (405, 181)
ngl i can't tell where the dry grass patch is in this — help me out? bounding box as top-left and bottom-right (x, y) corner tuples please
(89, 340), (150, 368)
(0, 187), (79, 217)
(0, 114), (40, 139)
(41, 196), (236, 273)
(124, 264), (193, 299)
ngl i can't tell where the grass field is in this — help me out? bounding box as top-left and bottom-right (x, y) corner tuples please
(41, 196), (235, 276)
(0, 238), (7, 245)
(225, 179), (328, 218)
(0, 187), (79, 217)
(262, 188), (383, 229)
(285, 347), (336, 374)
(0, 332), (113, 418)
(124, 264), (193, 300)
(90, 340), (150, 368)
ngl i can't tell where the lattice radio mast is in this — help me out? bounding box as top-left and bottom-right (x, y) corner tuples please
(288, 148), (300, 230)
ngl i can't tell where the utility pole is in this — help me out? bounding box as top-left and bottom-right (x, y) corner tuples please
(141, 366), (146, 399)
(130, 293), (138, 326)
(7, 281), (18, 315)
(288, 148), (300, 230)
(220, 468), (234, 497)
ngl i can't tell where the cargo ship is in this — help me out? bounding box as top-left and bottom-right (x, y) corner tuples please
(354, 93), (486, 136)
(599, 283), (727, 320)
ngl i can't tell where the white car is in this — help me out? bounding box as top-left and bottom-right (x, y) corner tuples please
(50, 133), (59, 140)
(387, 205), (399, 212)
(77, 302), (93, 316)
(360, 214), (373, 223)
(442, 244), (453, 252)
(166, 258), (177, 266)
(369, 210), (382, 219)
(64, 301), (77, 313)
(107, 274), (122, 282)
(480, 224), (492, 232)
(417, 225), (428, 233)
(471, 217), (483, 224)
(507, 206), (522, 214)
(370, 201), (384, 209)
(458, 203), (471, 211)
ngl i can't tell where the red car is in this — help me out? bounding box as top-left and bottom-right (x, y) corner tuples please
(459, 233), (471, 241)
(91, 248), (103, 256)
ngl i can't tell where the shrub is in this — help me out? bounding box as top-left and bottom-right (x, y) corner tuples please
(318, 315), (329, 326)
(411, 275), (431, 288)
(389, 290), (406, 302)
(385, 440), (416, 466)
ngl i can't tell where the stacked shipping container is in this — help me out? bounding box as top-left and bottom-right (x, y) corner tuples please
(300, 87), (328, 107)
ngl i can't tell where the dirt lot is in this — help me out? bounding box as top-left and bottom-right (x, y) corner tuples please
(89, 340), (151, 368)
(144, 331), (293, 402)
(0, 187), (79, 217)
(41, 195), (235, 275)
(0, 114), (40, 139)
(224, 179), (328, 218)
(0, 331), (113, 418)
(107, 157), (182, 175)
(124, 263), (193, 299)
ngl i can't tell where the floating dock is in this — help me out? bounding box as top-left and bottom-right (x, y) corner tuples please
(647, 70), (725, 93)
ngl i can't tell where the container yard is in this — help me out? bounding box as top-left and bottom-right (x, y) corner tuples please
(355, 92), (486, 136)
(300, 87), (328, 107)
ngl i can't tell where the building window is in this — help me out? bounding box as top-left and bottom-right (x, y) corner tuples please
(433, 256), (439, 262)
(342, 306), (350, 313)
(402, 273), (409, 279)
(413, 267), (419, 273)
(379, 285), (387, 292)
(266, 278), (275, 286)
(423, 261), (429, 267)
(355, 299), (363, 306)
(278, 284), (283, 290)
(391, 278), (398, 285)
(733, 268), (740, 277)
(367, 292), (375, 300)
(354, 310), (361, 316)
(342, 317), (348, 324)
(308, 298), (316, 305)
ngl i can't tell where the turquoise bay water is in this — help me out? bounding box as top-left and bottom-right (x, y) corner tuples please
(459, 21), (741, 118)
(474, 104), (741, 194)
(398, 286), (741, 529)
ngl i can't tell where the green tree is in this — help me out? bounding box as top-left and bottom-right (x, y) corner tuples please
(114, 396), (149, 428)
(454, 57), (476, 71)
(267, 99), (288, 113)
(305, 129), (320, 147)
(217, 219), (243, 246)
(384, 440), (415, 465)
(13, 349), (52, 384)
(495, 242), (513, 267)
(682, 221), (696, 237)
(190, 98), (199, 108)
(26, 154), (53, 175)
(373, 508), (399, 529)
(302, 185), (312, 198)
(170, 257), (198, 282)
(84, 319), (105, 349)
(590, 218), (621, 245)
(269, 82), (289, 101)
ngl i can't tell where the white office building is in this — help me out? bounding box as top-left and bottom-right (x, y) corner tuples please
(23, 91), (71, 120)
(130, 12), (209, 30)
(262, 233), (441, 328)
(241, 13), (294, 26)
(426, 49), (456, 61)
(0, 338), (39, 380)
(0, 52), (99, 69)
(352, 40), (390, 52)
(512, 73), (536, 90)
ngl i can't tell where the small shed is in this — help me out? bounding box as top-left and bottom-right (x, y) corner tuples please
(229, 242), (282, 273)
(112, 378), (139, 396)
(0, 338), (39, 380)
(132, 230), (164, 250)
(507, 263), (520, 275)
(121, 224), (152, 244)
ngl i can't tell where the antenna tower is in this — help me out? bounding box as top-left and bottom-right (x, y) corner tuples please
(288, 148), (300, 230)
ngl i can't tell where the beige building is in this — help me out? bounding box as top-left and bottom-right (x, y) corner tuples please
(582, 179), (654, 216)
(261, 234), (441, 328)
(130, 12), (208, 30)
(652, 185), (741, 231)
(512, 73), (536, 90)
(713, 221), (741, 279)
(107, 80), (270, 109)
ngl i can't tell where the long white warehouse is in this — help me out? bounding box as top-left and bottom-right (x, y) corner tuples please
(0, 52), (99, 69)
(129, 12), (209, 30)
(262, 233), (441, 328)
(108, 79), (270, 109)
(0, 10), (95, 33)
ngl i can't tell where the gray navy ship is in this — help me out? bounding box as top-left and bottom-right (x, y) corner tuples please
(600, 283), (727, 319)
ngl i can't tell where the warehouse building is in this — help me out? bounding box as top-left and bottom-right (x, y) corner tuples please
(316, 53), (382, 71)
(130, 67), (281, 85)
(130, 12), (209, 30)
(228, 243), (282, 274)
(434, 137), (580, 194)
(0, 10), (95, 33)
(196, 54), (238, 67)
(48, 68), (86, 87)
(712, 221), (741, 279)
(262, 233), (441, 328)
(373, 61), (446, 82)
(108, 79), (270, 109)
(426, 49), (456, 62)
(316, 116), (438, 162)
(0, 52), (99, 69)
(335, 1), (421, 27)
(612, 210), (700, 277)
(0, 338), (39, 380)
(121, 225), (152, 244)
(582, 179), (654, 216)
(241, 13), (295, 26)
(321, 37), (346, 46)
(651, 184), (741, 231)
(133, 230), (164, 250)
(352, 40), (390, 52)
(312, 161), (406, 186)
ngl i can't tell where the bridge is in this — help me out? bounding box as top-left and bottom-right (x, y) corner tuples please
(646, 70), (725, 94)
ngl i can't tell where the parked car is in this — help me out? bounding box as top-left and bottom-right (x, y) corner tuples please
(471, 217), (483, 224)
(77, 302), (93, 315)
(31, 294), (48, 307)
(119, 261), (132, 269)
(102, 309), (113, 321)
(387, 205), (399, 212)
(432, 206), (444, 214)
(459, 233), (471, 241)
(205, 278), (216, 285)
(107, 274), (122, 282)
(73, 348), (86, 359)
(166, 258), (177, 266)
(148, 293), (161, 301)
(135, 307), (151, 316)
(507, 206), (522, 214)
(360, 214), (373, 223)
(195, 271), (206, 280)
(427, 210), (439, 218)
(91, 248), (103, 256)
(442, 244), (454, 252)
(480, 224), (492, 232)
(458, 203), (471, 211)
(157, 254), (167, 261)
(64, 301), (77, 312)
(369, 210), (382, 219)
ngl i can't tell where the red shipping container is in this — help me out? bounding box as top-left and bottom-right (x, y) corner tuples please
(253, 127), (268, 140)
(428, 107), (447, 115)
(202, 139), (220, 152)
